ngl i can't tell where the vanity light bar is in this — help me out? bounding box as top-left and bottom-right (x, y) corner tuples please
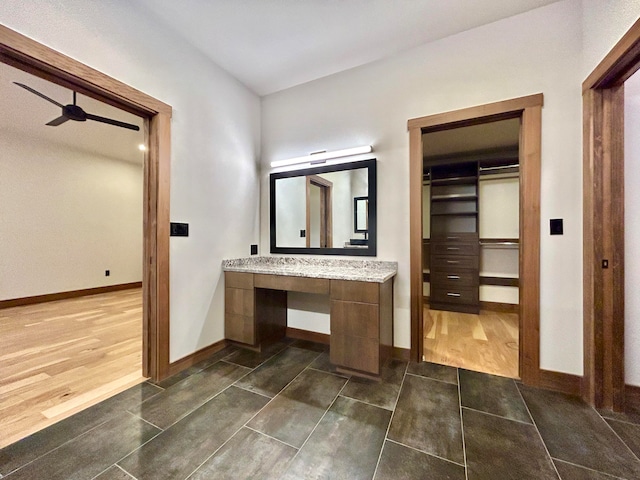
(270, 145), (373, 168)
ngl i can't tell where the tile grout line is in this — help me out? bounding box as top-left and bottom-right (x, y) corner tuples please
(275, 374), (352, 477)
(182, 347), (323, 480)
(1, 416), (114, 477)
(96, 411), (166, 480)
(385, 438), (466, 468)
(551, 457), (627, 480)
(113, 463), (138, 479)
(404, 371), (458, 386)
(457, 368), (469, 480)
(337, 394), (393, 412)
(371, 360), (409, 480)
(460, 405), (535, 426)
(597, 408), (640, 465)
(514, 382), (563, 479)
(244, 425), (300, 451)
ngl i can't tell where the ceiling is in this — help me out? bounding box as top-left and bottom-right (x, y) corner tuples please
(0, 62), (145, 164)
(137, 0), (562, 96)
(423, 117), (520, 159)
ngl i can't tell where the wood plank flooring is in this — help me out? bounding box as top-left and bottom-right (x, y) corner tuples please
(0, 288), (144, 448)
(423, 307), (519, 379)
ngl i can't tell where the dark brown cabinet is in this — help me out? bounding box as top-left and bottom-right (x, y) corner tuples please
(224, 272), (394, 379)
(329, 279), (393, 377)
(428, 163), (480, 314)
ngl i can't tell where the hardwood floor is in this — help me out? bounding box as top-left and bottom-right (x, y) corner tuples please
(423, 307), (519, 379)
(0, 288), (144, 448)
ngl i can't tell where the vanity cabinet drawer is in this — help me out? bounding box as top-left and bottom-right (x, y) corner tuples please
(431, 255), (479, 271)
(330, 300), (379, 339)
(330, 334), (380, 376)
(430, 286), (479, 305)
(430, 271), (477, 288)
(225, 314), (255, 345)
(225, 272), (256, 345)
(225, 287), (254, 317)
(255, 274), (330, 294)
(431, 242), (478, 257)
(225, 271), (254, 289)
(331, 280), (379, 303)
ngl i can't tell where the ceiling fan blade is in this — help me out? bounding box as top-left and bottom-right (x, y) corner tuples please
(85, 113), (140, 131)
(46, 115), (70, 126)
(14, 82), (64, 108)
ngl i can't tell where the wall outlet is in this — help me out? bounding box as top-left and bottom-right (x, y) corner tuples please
(250, 244), (258, 255)
(300, 229), (306, 238)
(105, 270), (110, 276)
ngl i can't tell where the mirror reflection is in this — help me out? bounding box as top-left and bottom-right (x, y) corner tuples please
(270, 159), (376, 256)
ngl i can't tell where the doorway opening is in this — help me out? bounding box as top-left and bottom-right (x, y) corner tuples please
(422, 118), (520, 378)
(306, 175), (333, 248)
(583, 18), (640, 413)
(0, 24), (172, 445)
(408, 94), (543, 386)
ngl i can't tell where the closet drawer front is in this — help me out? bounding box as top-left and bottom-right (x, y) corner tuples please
(431, 255), (479, 271)
(431, 243), (479, 256)
(431, 286), (479, 305)
(430, 271), (478, 288)
(432, 233), (478, 244)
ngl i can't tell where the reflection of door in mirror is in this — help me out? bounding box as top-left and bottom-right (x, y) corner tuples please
(354, 196), (369, 233)
(306, 175), (333, 247)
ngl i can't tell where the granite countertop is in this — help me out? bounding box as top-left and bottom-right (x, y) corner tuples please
(222, 256), (397, 283)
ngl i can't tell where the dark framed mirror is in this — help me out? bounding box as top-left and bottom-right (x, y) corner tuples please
(270, 159), (377, 256)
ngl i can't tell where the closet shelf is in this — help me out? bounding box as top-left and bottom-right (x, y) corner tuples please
(430, 176), (478, 186)
(431, 212), (478, 217)
(431, 193), (478, 201)
(479, 238), (519, 249)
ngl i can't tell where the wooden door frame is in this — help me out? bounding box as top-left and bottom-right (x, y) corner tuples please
(0, 24), (172, 381)
(306, 175), (333, 248)
(583, 18), (640, 410)
(408, 93), (543, 386)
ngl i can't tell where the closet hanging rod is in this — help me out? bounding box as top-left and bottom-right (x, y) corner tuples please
(479, 164), (519, 172)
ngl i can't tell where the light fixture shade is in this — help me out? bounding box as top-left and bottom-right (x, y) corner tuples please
(270, 145), (372, 168)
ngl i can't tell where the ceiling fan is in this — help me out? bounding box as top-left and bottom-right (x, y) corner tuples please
(13, 82), (140, 131)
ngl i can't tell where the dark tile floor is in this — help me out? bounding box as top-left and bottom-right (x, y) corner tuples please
(2, 339), (640, 480)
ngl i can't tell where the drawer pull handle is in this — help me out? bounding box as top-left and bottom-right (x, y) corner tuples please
(446, 261), (459, 264)
(447, 293), (461, 297)
(447, 275), (460, 280)
(447, 247), (460, 251)
(447, 236), (459, 240)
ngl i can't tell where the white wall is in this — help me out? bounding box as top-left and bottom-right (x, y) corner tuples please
(582, 0), (640, 77)
(0, 1), (261, 362)
(262, 0), (584, 375)
(625, 72), (640, 387)
(0, 131), (142, 300)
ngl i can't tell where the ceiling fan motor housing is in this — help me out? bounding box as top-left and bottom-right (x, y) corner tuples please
(63, 104), (87, 122)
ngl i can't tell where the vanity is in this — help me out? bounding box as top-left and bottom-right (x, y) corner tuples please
(222, 257), (397, 379)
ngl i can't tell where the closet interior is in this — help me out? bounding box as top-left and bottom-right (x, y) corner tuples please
(422, 117), (521, 378)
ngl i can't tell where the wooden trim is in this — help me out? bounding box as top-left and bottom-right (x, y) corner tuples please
(0, 25), (171, 383)
(481, 276), (519, 287)
(286, 327), (330, 345)
(408, 94), (543, 131)
(583, 21), (635, 410)
(0, 282), (142, 309)
(168, 339), (228, 376)
(583, 17), (640, 92)
(519, 104), (542, 387)
(392, 347), (411, 361)
(409, 127), (424, 362)
(538, 369), (583, 396)
(409, 95), (542, 387)
(479, 301), (519, 313)
(423, 297), (518, 314)
(626, 384), (640, 412)
(0, 25), (171, 116)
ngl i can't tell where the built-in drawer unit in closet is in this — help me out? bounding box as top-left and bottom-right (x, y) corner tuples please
(429, 162), (480, 314)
